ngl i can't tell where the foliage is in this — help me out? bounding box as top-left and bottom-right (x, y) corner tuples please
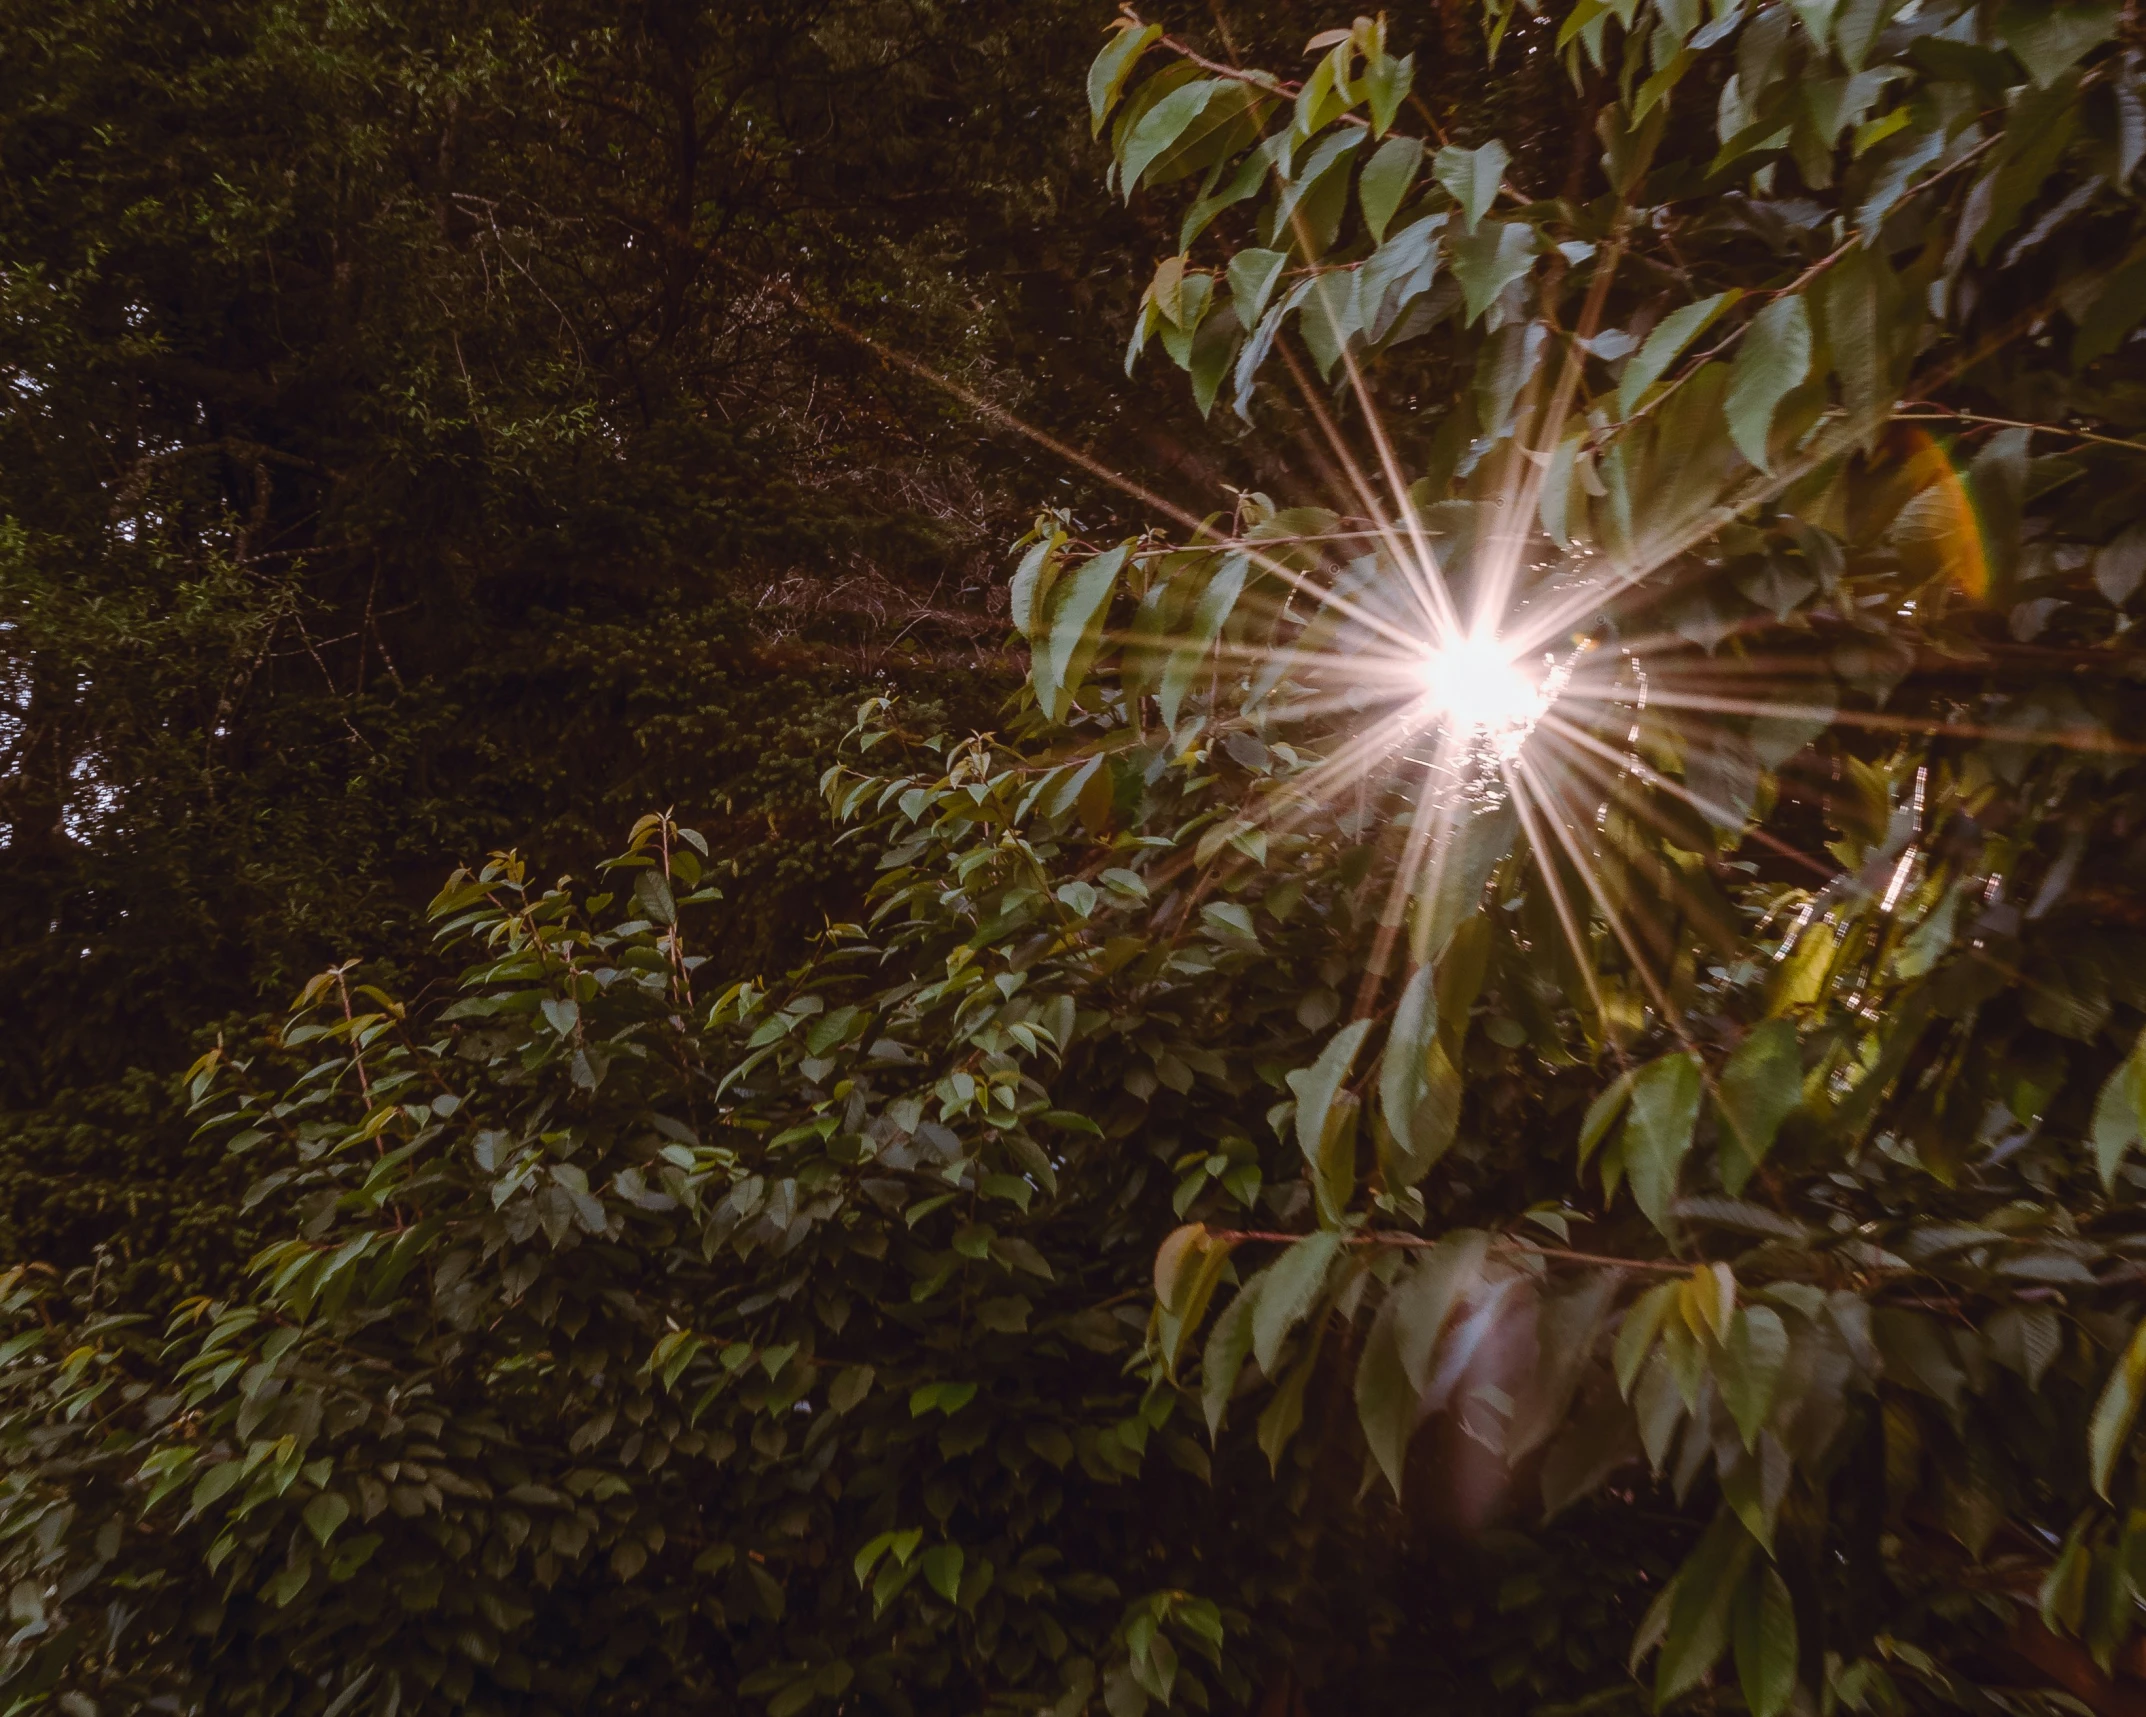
(0, 0), (1154, 1284)
(7, 0), (2146, 1714)
(0, 806), (1321, 1713)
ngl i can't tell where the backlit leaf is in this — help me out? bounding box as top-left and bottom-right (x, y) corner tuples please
(1618, 290), (1740, 417)
(1717, 1021), (1801, 1193)
(1620, 1053), (1704, 1233)
(2090, 1314), (2146, 1497)
(1249, 1231), (1344, 1375)
(1724, 297), (1812, 473)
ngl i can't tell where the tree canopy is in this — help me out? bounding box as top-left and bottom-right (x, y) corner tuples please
(6, 0), (2146, 1714)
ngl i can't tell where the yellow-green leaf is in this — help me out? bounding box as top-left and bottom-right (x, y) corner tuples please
(2090, 1315), (2146, 1498)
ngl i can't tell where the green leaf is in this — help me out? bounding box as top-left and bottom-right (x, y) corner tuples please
(1974, 81), (2081, 263)
(1233, 276), (1317, 413)
(2076, 251), (2146, 366)
(1614, 1280), (1679, 1398)
(1597, 96), (1668, 197)
(1363, 51), (1415, 135)
(302, 1490), (350, 1547)
(1358, 213), (1444, 344)
(1619, 1052), (1704, 1233)
(1654, 1513), (1756, 1703)
(854, 1529), (899, 1585)
(1257, 1331), (1322, 1472)
(909, 1381), (978, 1417)
(1311, 1090), (1360, 1226)
(1189, 302), (1242, 417)
(1376, 965), (1462, 1186)
(1227, 249), (1289, 331)
(1717, 1021), (1801, 1194)
(1351, 1304), (1417, 1498)
(1154, 1223), (1210, 1310)
(975, 1296), (1030, 1332)
(2094, 521), (2146, 608)
(1996, 0), (2117, 86)
(1724, 297), (1812, 473)
(1449, 220), (1536, 323)
(1790, 0), (1842, 47)
(1201, 1282), (1260, 1437)
(1158, 1234), (1235, 1371)
(1249, 1230), (1344, 1375)
(1359, 135), (1424, 244)
(1633, 46), (1695, 123)
(633, 868), (677, 926)
(921, 1543), (964, 1602)
(1537, 428), (1585, 549)
(189, 1461), (243, 1516)
(1417, 802), (1517, 962)
(1732, 1562), (1799, 1717)
(1089, 23), (1163, 133)
(1272, 129), (1364, 257)
(829, 1364), (874, 1412)
(1398, 1239), (1492, 1401)
(1126, 299), (1160, 375)
(1715, 1307), (1789, 1449)
(1297, 269), (1361, 380)
(2090, 1314), (2146, 1498)
(1142, 82), (1266, 195)
(1873, 1308), (1965, 1412)
(1617, 290), (1740, 417)
(1353, 1231), (1489, 1494)
(1034, 543), (1129, 722)
(1475, 319), (1549, 443)
(2092, 1029), (2146, 1188)
(2041, 1521), (2091, 1633)
(1432, 140), (1509, 234)
(1287, 1019), (1374, 1181)
(1893, 884), (1960, 980)
(1009, 531), (1063, 639)
(1182, 137), (1285, 251)
(540, 997), (579, 1037)
(1158, 552), (1250, 729)
(1579, 1068), (1638, 1166)
(1120, 81), (1223, 199)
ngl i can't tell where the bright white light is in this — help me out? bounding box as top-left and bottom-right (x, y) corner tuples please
(1415, 633), (1546, 747)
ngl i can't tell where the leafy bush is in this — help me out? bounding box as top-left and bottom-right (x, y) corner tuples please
(8, 1), (2146, 1714)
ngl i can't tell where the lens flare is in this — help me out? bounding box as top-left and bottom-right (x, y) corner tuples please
(1414, 633), (1546, 747)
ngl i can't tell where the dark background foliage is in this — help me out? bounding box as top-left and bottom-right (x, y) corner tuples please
(0, 0), (1177, 1290)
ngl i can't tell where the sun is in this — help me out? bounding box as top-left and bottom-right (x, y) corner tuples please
(1414, 632), (1546, 747)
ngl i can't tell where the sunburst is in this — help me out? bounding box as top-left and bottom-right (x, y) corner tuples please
(770, 161), (2126, 1055)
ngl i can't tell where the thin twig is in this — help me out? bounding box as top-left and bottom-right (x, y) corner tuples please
(330, 964), (375, 1110)
(1893, 406), (2146, 454)
(1204, 1227), (1697, 1273)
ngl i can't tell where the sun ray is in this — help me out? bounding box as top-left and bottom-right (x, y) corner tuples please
(1535, 709), (1838, 884)
(1276, 171), (1467, 646)
(1505, 741), (1698, 1049)
(1273, 339), (1458, 642)
(1498, 763), (1618, 1054)
(759, 267), (1446, 657)
(1574, 683), (2143, 758)
(1355, 747), (1466, 1015)
(754, 184), (2124, 1111)
(1324, 312), (1472, 646)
